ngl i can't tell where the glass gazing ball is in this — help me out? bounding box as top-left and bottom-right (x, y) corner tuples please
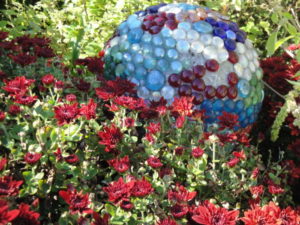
(103, 3), (264, 130)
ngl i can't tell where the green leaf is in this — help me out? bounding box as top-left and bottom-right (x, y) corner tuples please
(287, 79), (300, 87)
(274, 36), (293, 51)
(282, 12), (293, 19)
(296, 50), (300, 63)
(286, 23), (297, 35)
(266, 31), (278, 56)
(105, 203), (116, 217)
(271, 13), (278, 23)
(293, 71), (300, 78)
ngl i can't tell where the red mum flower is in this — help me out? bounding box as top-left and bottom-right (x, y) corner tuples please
(103, 177), (135, 204)
(0, 200), (20, 224)
(98, 124), (123, 152)
(0, 31), (8, 41)
(74, 79), (91, 92)
(175, 115), (185, 128)
(131, 177), (153, 197)
(227, 157), (240, 168)
(12, 203), (40, 225)
(251, 168), (260, 179)
(156, 217), (179, 225)
(66, 94), (77, 102)
(113, 96), (146, 111)
(54, 148), (63, 161)
(268, 184), (284, 195)
(0, 158), (7, 171)
(108, 155), (130, 173)
(250, 185), (264, 199)
(120, 200), (134, 210)
(159, 167), (173, 178)
(10, 53), (37, 67)
(80, 99), (97, 120)
(216, 133), (238, 146)
(192, 201), (239, 225)
(232, 150), (246, 160)
(54, 80), (65, 89)
(174, 146), (185, 156)
(54, 103), (79, 126)
(147, 156), (163, 168)
(124, 117), (135, 128)
(168, 183), (197, 203)
(217, 112), (239, 130)
(13, 94), (37, 105)
(2, 76), (35, 95)
(192, 147), (205, 158)
(8, 105), (21, 116)
(277, 206), (300, 225)
(147, 122), (161, 135)
(34, 46), (55, 58)
(171, 96), (194, 117)
(59, 188), (92, 214)
(92, 212), (110, 225)
(0, 112), (5, 121)
(24, 152), (42, 165)
(171, 203), (189, 219)
(64, 154), (79, 164)
(0, 176), (23, 197)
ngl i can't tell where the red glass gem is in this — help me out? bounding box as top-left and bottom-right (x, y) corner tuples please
(193, 65), (206, 78)
(165, 20), (178, 30)
(142, 21), (155, 31)
(192, 92), (204, 105)
(144, 15), (156, 21)
(205, 85), (216, 99)
(166, 13), (176, 20)
(158, 12), (167, 19)
(205, 59), (219, 72)
(216, 85), (228, 98)
(227, 72), (239, 86)
(149, 25), (162, 34)
(228, 51), (239, 64)
(180, 70), (195, 83)
(154, 17), (166, 26)
(178, 85), (192, 96)
(168, 74), (181, 87)
(228, 86), (238, 99)
(192, 78), (205, 91)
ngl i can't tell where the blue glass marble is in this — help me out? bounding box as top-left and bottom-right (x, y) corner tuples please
(226, 30), (236, 40)
(205, 17), (217, 26)
(120, 41), (130, 51)
(141, 33), (152, 43)
(126, 63), (135, 72)
(213, 99), (224, 111)
(193, 21), (213, 33)
(201, 100), (213, 112)
(118, 22), (129, 35)
(154, 48), (165, 58)
(128, 28), (143, 44)
(112, 52), (123, 62)
(130, 43), (140, 52)
(238, 111), (246, 122)
(224, 99), (235, 112)
(237, 79), (250, 98)
(152, 35), (163, 46)
(161, 27), (172, 37)
(127, 15), (142, 29)
(228, 22), (239, 32)
(235, 100), (244, 113)
(135, 66), (147, 80)
(167, 49), (179, 60)
(213, 28), (226, 39)
(115, 64), (125, 76)
(165, 38), (176, 48)
(249, 114), (255, 123)
(123, 52), (132, 62)
(176, 40), (190, 53)
(157, 59), (169, 72)
(246, 106), (254, 116)
(241, 119), (249, 128)
(133, 53), (144, 64)
(144, 57), (156, 70)
(170, 60), (183, 73)
(135, 10), (146, 17)
(178, 22), (192, 31)
(145, 70), (165, 91)
(217, 21), (229, 30)
(142, 44), (153, 55)
(224, 38), (236, 51)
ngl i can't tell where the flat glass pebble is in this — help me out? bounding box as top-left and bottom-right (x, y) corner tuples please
(246, 106), (254, 116)
(127, 18), (142, 29)
(164, 38), (176, 48)
(234, 63), (244, 77)
(161, 27), (172, 37)
(133, 53), (144, 64)
(128, 28), (143, 44)
(249, 62), (256, 72)
(200, 34), (213, 45)
(243, 68), (252, 81)
(212, 36), (224, 48)
(245, 39), (253, 48)
(235, 100), (244, 113)
(217, 49), (229, 63)
(115, 64), (125, 76)
(142, 44), (153, 55)
(190, 41), (204, 54)
(213, 99), (224, 111)
(146, 70), (165, 91)
(110, 37), (120, 47)
(176, 40), (190, 53)
(226, 30), (236, 40)
(203, 45), (218, 60)
(130, 43), (141, 52)
(256, 68), (263, 80)
(224, 99), (235, 112)
(187, 29), (200, 41)
(135, 66), (147, 80)
(239, 55), (249, 68)
(142, 33), (152, 43)
(126, 63), (135, 72)
(151, 91), (162, 101)
(173, 29), (186, 39)
(129, 77), (140, 86)
(112, 52), (123, 62)
(171, 60), (183, 73)
(161, 86), (175, 99)
(167, 49), (179, 60)
(123, 52), (132, 62)
(193, 21), (213, 33)
(213, 27), (226, 39)
(157, 59), (169, 72)
(236, 42), (246, 54)
(144, 57), (156, 69)
(178, 22), (192, 30)
(224, 38), (236, 51)
(120, 41), (130, 51)
(154, 48), (165, 58)
(137, 86), (150, 98)
(237, 79), (250, 98)
(152, 36), (163, 46)
(246, 49), (253, 60)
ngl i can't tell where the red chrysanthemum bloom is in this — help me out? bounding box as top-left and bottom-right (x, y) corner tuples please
(250, 185), (264, 199)
(171, 203), (189, 219)
(9, 53), (37, 67)
(65, 94), (77, 102)
(174, 146), (185, 156)
(54, 80), (65, 89)
(217, 112), (239, 130)
(0, 158), (7, 171)
(268, 184), (284, 195)
(41, 74), (55, 86)
(54, 148), (63, 161)
(147, 122), (161, 135)
(24, 152), (42, 165)
(13, 94), (38, 105)
(103, 177), (135, 204)
(80, 99), (97, 120)
(171, 96), (194, 117)
(159, 167), (173, 178)
(64, 154), (79, 164)
(276, 206), (300, 225)
(12, 203), (40, 225)
(0, 176), (23, 197)
(74, 79), (91, 92)
(192, 201), (239, 225)
(131, 177), (153, 197)
(0, 200), (20, 224)
(8, 105), (21, 116)
(168, 183), (197, 203)
(54, 103), (79, 126)
(92, 212), (110, 225)
(216, 133), (238, 146)
(124, 117), (135, 128)
(2, 76), (35, 95)
(34, 46), (55, 58)
(108, 155), (130, 173)
(113, 96), (146, 111)
(0, 31), (8, 41)
(192, 147), (204, 158)
(156, 217), (179, 225)
(98, 124), (123, 152)
(147, 156), (163, 168)
(232, 150), (246, 160)
(227, 157), (240, 168)
(0, 112), (5, 122)
(120, 200), (134, 210)
(59, 188), (92, 214)
(175, 115), (185, 128)
(251, 168), (260, 179)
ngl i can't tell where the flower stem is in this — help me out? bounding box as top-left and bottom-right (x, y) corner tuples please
(262, 80), (285, 100)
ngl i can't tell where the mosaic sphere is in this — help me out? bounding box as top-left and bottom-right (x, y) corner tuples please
(103, 3), (264, 129)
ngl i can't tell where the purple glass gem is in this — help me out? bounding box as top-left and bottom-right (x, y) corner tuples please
(217, 21), (229, 30)
(213, 27), (226, 39)
(224, 38), (236, 51)
(205, 17), (217, 26)
(228, 22), (239, 32)
(236, 31), (246, 43)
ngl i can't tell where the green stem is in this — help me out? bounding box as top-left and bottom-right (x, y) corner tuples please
(212, 142), (216, 170)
